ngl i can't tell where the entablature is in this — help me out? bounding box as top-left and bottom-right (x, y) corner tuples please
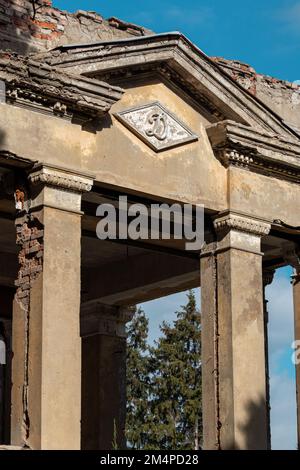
(207, 120), (300, 184)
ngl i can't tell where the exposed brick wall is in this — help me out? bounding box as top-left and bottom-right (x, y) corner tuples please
(212, 57), (258, 95)
(14, 211), (44, 444)
(15, 214), (44, 309)
(0, 0), (150, 54)
(213, 57), (300, 131)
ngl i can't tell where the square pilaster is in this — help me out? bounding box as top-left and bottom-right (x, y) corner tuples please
(11, 164), (94, 450)
(201, 212), (271, 450)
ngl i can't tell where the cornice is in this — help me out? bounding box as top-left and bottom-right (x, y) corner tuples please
(0, 53), (123, 123)
(207, 120), (300, 184)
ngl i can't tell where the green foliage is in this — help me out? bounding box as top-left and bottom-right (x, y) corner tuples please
(112, 420), (118, 450)
(126, 307), (152, 449)
(126, 291), (202, 450)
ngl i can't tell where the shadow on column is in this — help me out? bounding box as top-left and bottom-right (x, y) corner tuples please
(81, 334), (127, 450)
(0, 288), (14, 445)
(237, 396), (270, 450)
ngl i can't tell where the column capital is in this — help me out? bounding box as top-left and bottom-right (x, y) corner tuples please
(81, 302), (134, 339)
(263, 268), (275, 287)
(25, 164), (95, 214)
(283, 246), (300, 284)
(212, 212), (271, 256)
(292, 271), (300, 285)
(213, 211), (271, 237)
(28, 164), (94, 193)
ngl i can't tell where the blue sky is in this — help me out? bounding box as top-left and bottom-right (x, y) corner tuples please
(141, 268), (297, 450)
(54, 0), (300, 82)
(54, 0), (298, 450)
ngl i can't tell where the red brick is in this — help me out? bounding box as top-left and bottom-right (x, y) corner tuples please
(34, 20), (57, 30)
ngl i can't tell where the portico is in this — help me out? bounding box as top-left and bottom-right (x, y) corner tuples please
(0, 32), (299, 450)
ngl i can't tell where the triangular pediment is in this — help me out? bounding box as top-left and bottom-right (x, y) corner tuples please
(35, 32), (299, 142)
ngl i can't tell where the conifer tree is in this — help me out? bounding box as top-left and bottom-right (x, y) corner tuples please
(126, 291), (202, 450)
(126, 306), (151, 449)
(147, 291), (202, 450)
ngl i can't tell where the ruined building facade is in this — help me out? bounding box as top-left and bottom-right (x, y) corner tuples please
(0, 0), (299, 449)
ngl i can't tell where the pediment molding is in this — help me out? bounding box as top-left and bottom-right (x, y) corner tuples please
(36, 33), (299, 141)
(0, 52), (123, 124)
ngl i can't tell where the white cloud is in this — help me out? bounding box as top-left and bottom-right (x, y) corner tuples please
(132, 5), (214, 31)
(276, 2), (300, 35)
(131, 11), (155, 27)
(165, 6), (214, 27)
(267, 268), (294, 363)
(270, 372), (297, 449)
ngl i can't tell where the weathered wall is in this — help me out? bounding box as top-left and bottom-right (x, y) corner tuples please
(1, 77), (300, 226)
(0, 77), (228, 211)
(0, 0), (150, 54)
(213, 57), (300, 131)
(0, 2), (299, 147)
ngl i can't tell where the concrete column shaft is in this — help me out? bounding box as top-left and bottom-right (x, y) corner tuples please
(11, 164), (93, 450)
(81, 304), (133, 450)
(201, 213), (270, 450)
(293, 272), (300, 449)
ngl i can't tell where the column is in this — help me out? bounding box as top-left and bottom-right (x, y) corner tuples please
(200, 240), (219, 450)
(284, 246), (300, 449)
(292, 268), (300, 449)
(263, 269), (275, 450)
(11, 164), (94, 450)
(80, 303), (133, 450)
(0, 318), (13, 444)
(201, 212), (271, 450)
(0, 323), (5, 443)
(0, 287), (14, 445)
